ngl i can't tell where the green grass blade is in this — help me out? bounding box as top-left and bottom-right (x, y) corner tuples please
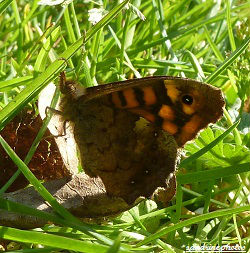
(226, 0), (236, 51)
(177, 163), (249, 185)
(185, 50), (205, 80)
(0, 198), (124, 247)
(203, 25), (224, 62)
(0, 76), (33, 91)
(137, 205), (250, 246)
(0, 226), (116, 253)
(206, 37), (250, 84)
(0, 0), (13, 15)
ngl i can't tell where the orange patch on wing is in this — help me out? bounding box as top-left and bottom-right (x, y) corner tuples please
(111, 92), (122, 107)
(158, 105), (175, 120)
(164, 81), (180, 103)
(129, 108), (155, 123)
(162, 120), (178, 134)
(143, 86), (157, 105)
(182, 104), (195, 115)
(123, 88), (140, 108)
(176, 115), (202, 146)
(182, 115), (201, 134)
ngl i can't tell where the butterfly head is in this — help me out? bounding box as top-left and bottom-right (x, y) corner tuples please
(164, 79), (225, 146)
(59, 72), (86, 100)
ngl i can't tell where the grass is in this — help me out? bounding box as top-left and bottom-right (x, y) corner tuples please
(0, 0), (250, 252)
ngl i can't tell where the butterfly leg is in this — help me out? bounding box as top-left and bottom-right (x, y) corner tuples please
(57, 57), (70, 68)
(45, 106), (63, 117)
(51, 119), (69, 138)
(44, 106), (68, 138)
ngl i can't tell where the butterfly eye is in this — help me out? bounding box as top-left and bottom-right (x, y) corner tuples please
(182, 94), (193, 105)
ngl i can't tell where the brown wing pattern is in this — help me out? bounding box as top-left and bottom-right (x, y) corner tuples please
(83, 77), (224, 147)
(60, 73), (225, 147)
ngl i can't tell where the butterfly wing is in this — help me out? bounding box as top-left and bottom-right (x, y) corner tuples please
(60, 73), (224, 147)
(81, 77), (224, 147)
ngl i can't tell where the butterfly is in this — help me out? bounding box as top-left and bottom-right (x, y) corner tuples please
(58, 72), (225, 204)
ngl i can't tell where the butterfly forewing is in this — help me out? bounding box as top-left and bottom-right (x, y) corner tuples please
(81, 76), (224, 147)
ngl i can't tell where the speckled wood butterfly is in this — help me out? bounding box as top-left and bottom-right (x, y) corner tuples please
(57, 73), (224, 205)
